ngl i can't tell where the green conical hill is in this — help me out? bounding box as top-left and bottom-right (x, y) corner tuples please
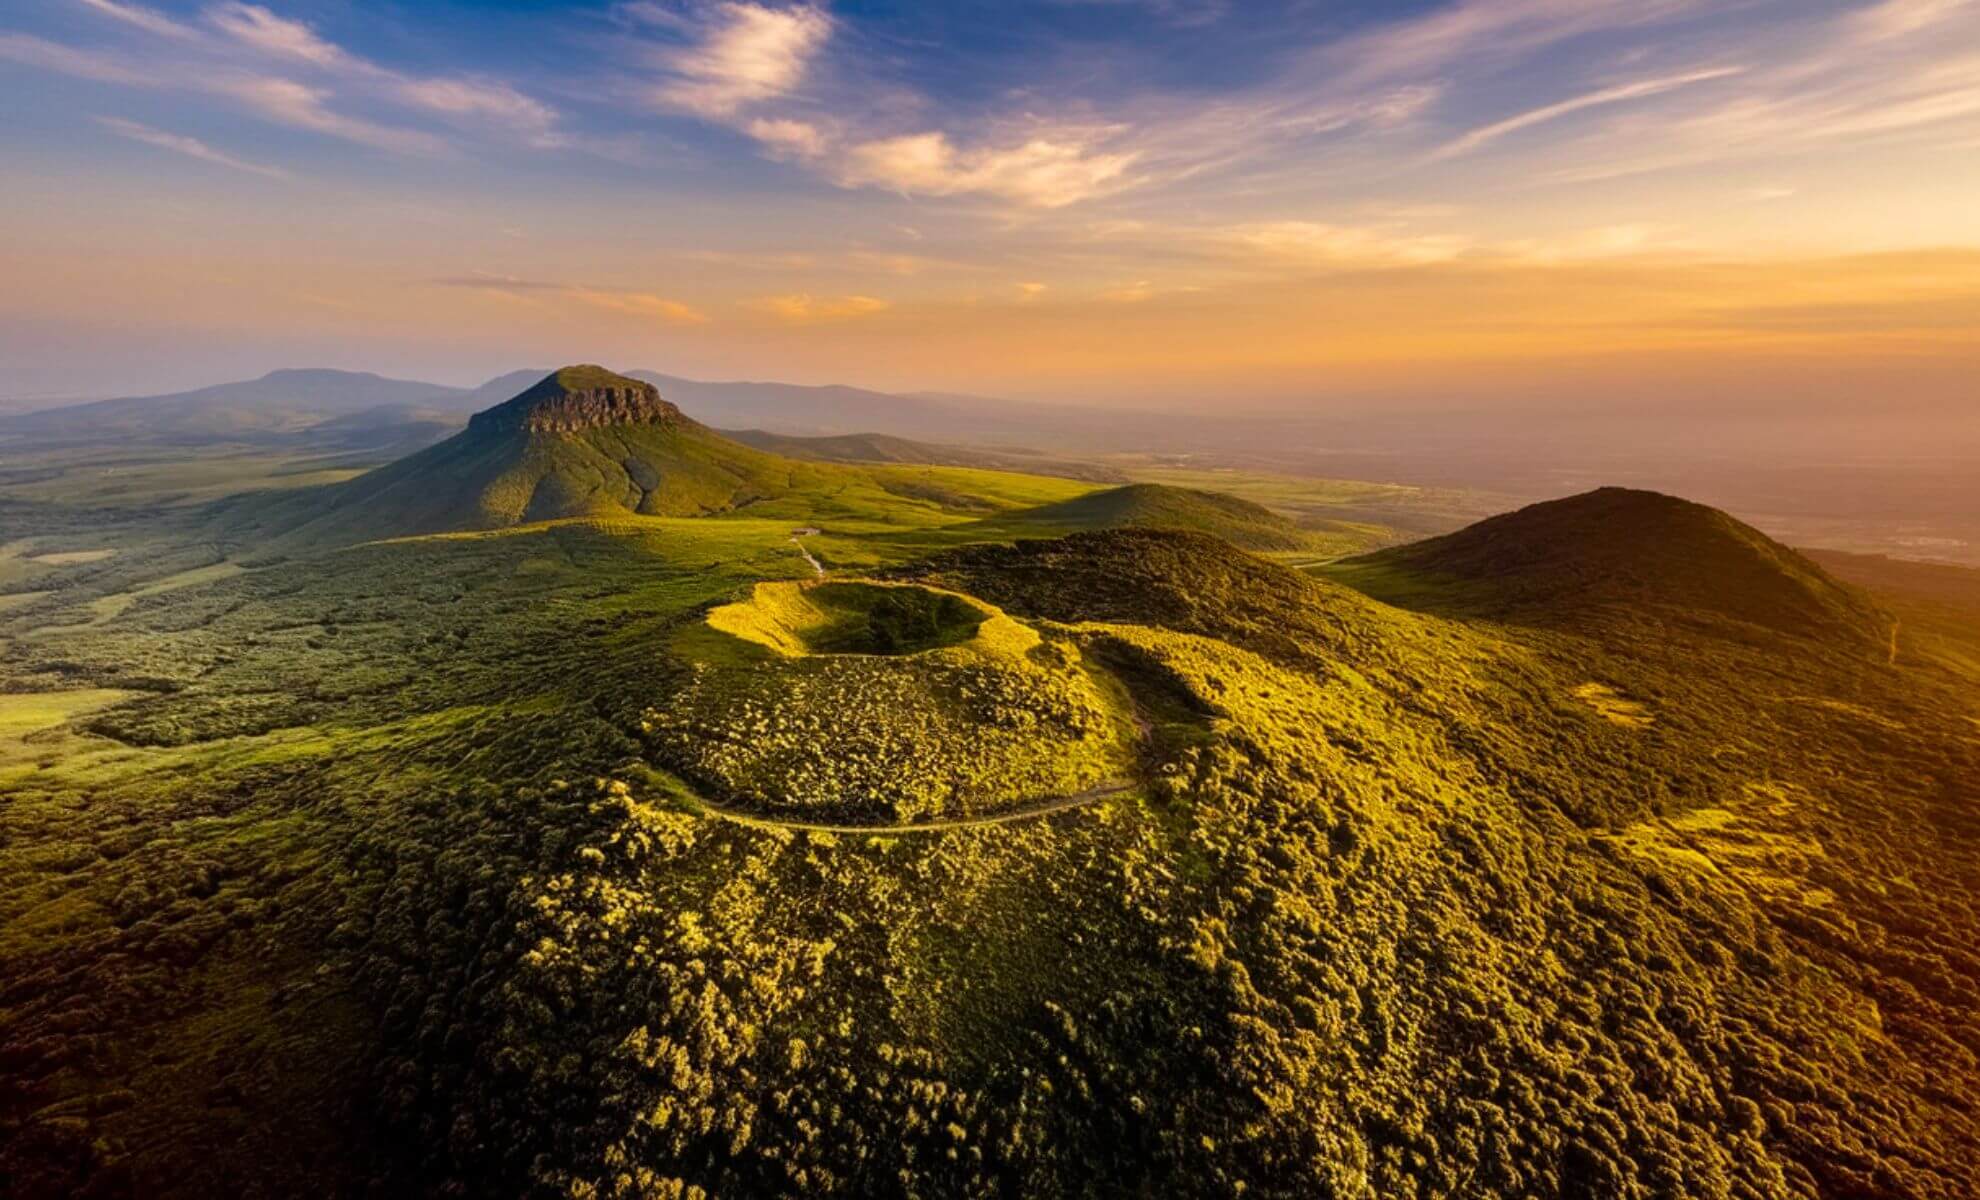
(270, 366), (831, 541)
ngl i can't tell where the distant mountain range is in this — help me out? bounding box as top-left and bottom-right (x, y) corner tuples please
(0, 369), (468, 445)
(11, 365), (1975, 568)
(0, 365), (1091, 455)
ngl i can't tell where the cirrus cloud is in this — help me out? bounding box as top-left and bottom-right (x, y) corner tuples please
(837, 130), (1139, 208)
(77, 0), (197, 41)
(1432, 66), (1746, 159)
(569, 287), (708, 324)
(96, 115), (290, 177)
(204, 2), (366, 72)
(750, 293), (891, 322)
(746, 116), (828, 159)
(434, 275), (708, 324)
(651, 2), (831, 117)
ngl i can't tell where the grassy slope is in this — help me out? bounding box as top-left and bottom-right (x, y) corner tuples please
(218, 413), (1110, 554)
(723, 428), (1131, 483)
(1, 480), (1977, 1198)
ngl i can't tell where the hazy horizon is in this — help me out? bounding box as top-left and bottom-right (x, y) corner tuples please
(4, 0), (1978, 423)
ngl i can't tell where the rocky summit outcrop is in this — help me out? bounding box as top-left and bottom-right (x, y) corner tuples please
(468, 365), (684, 435)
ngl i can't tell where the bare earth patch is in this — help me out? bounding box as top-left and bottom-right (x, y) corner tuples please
(1573, 682), (1653, 727)
(29, 549), (117, 566)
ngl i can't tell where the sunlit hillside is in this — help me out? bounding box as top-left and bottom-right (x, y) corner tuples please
(4, 0), (1979, 1194)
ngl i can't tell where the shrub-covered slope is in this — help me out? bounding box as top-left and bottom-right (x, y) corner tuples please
(3, 497), (1976, 1199)
(1347, 486), (1888, 645)
(357, 529), (1977, 1199)
(998, 482), (1312, 550)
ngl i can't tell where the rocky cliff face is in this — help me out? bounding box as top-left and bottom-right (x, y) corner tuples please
(468, 366), (686, 435)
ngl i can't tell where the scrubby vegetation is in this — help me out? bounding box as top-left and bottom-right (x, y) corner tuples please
(3, 432), (1978, 1200)
(985, 482), (1316, 551)
(1344, 486), (1889, 646)
(705, 580), (997, 658)
(650, 581), (1134, 821)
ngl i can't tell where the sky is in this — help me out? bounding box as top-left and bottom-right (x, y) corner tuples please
(2, 0), (1978, 422)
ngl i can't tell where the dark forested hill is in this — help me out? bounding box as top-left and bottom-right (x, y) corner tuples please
(992, 483), (1314, 550)
(1342, 486), (1890, 646)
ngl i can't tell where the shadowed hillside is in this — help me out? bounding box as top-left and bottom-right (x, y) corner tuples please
(995, 483), (1311, 551)
(1339, 486), (1888, 646)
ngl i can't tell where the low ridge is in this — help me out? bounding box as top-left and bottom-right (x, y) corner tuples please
(1002, 483), (1311, 550)
(1350, 486), (1886, 644)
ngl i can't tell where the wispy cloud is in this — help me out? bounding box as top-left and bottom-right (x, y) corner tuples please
(1534, 1), (1980, 184)
(396, 78), (559, 142)
(837, 130), (1139, 208)
(569, 287), (708, 324)
(4, 30), (449, 154)
(432, 273), (564, 291)
(1053, 0), (1232, 28)
(1223, 220), (1474, 266)
(649, 2), (831, 117)
(736, 0), (1713, 210)
(0, 32), (155, 84)
(96, 114), (289, 177)
(214, 76), (448, 155)
(77, 0), (197, 40)
(204, 2), (366, 71)
(46, 0), (567, 151)
(1433, 66), (1744, 159)
(434, 275), (708, 324)
(747, 116), (827, 159)
(1316, 0), (1707, 89)
(1849, 0), (1974, 41)
(750, 293), (890, 321)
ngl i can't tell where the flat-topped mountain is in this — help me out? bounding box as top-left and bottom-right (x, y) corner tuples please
(467, 366), (685, 435)
(257, 366), (828, 543)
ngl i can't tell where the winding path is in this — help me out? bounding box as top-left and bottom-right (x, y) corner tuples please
(790, 529), (825, 578)
(693, 780), (1138, 835)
